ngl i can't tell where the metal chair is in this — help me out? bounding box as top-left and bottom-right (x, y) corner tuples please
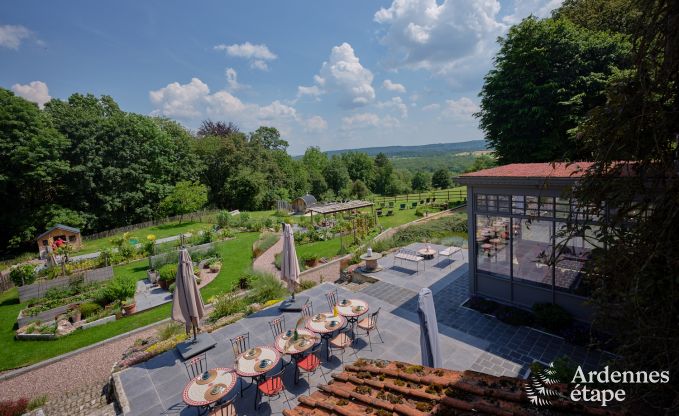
(209, 398), (236, 416)
(328, 328), (353, 363)
(230, 333), (250, 358)
(183, 352), (207, 380)
(269, 316), (286, 339)
(294, 342), (327, 394)
(256, 367), (290, 410)
(356, 307), (384, 351)
(325, 289), (338, 310)
(301, 301), (313, 318)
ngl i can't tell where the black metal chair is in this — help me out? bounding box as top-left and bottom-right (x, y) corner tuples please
(230, 333), (251, 397)
(325, 289), (338, 310)
(269, 316), (286, 340)
(356, 307), (383, 351)
(183, 352), (207, 380)
(301, 301), (313, 318)
(209, 398), (236, 416)
(256, 367), (290, 410)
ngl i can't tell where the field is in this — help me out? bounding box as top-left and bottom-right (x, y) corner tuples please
(0, 233), (258, 371)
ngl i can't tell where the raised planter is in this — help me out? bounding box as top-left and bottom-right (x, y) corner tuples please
(16, 332), (57, 341)
(80, 315), (116, 330)
(122, 302), (137, 315)
(17, 304), (72, 328)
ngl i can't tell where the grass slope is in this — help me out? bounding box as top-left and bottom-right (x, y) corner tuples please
(0, 233), (258, 371)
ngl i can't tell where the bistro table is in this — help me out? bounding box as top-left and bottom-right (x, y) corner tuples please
(183, 368), (238, 414)
(274, 328), (320, 357)
(335, 298), (369, 343)
(305, 312), (347, 360)
(235, 346), (282, 409)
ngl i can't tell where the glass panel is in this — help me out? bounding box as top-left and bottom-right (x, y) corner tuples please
(553, 223), (601, 294)
(512, 219), (553, 288)
(498, 195), (510, 213)
(512, 195), (524, 215)
(476, 194), (487, 211)
(487, 195), (497, 212)
(555, 197), (570, 219)
(476, 215), (511, 278)
(539, 196), (554, 217)
(526, 196), (539, 216)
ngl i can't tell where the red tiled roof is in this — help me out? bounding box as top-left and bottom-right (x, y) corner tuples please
(461, 162), (593, 178)
(284, 359), (623, 416)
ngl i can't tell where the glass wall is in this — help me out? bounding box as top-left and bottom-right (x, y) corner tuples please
(475, 192), (602, 296)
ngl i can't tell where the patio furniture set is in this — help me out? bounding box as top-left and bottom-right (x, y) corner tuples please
(392, 245), (465, 274)
(179, 290), (382, 414)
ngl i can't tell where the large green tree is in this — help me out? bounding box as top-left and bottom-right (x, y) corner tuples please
(477, 16), (631, 163)
(431, 169), (451, 189)
(159, 181), (208, 222)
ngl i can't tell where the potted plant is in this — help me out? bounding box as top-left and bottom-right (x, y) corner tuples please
(122, 298), (137, 315)
(68, 305), (82, 323)
(157, 264), (177, 290)
(303, 253), (320, 268)
(209, 259), (222, 273)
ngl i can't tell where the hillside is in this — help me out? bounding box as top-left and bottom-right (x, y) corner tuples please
(323, 140), (487, 158)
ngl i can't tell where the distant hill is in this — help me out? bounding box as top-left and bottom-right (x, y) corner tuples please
(323, 140), (487, 158)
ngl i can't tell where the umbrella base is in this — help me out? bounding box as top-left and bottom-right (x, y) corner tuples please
(278, 295), (309, 312)
(176, 332), (217, 360)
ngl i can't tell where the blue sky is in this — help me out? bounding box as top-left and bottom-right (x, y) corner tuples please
(1, 0), (561, 154)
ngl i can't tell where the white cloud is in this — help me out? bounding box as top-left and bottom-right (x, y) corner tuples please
(225, 67), (247, 91)
(0, 25), (32, 49)
(297, 85), (323, 98)
(442, 97), (479, 118)
(150, 77), (307, 135)
(421, 103), (440, 112)
(11, 81), (51, 108)
(341, 113), (399, 130)
(214, 42), (277, 71)
(309, 43), (375, 108)
(374, 0), (505, 80)
(503, 0), (563, 24)
(303, 115), (328, 133)
(382, 79), (406, 93)
(377, 96), (408, 118)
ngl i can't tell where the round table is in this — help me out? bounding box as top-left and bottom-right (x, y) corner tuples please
(336, 299), (369, 342)
(274, 329), (320, 356)
(235, 346), (281, 378)
(417, 248), (437, 260)
(305, 312), (347, 360)
(183, 368), (238, 412)
(359, 253), (383, 272)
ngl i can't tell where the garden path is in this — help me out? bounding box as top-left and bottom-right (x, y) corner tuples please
(252, 235), (283, 278)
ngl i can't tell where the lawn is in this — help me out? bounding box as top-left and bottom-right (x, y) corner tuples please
(0, 232), (259, 371)
(76, 220), (215, 255)
(296, 237), (345, 261)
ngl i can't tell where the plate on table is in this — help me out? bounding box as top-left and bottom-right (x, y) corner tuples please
(195, 370), (217, 385)
(243, 347), (261, 360)
(281, 329), (294, 340)
(203, 383), (228, 401)
(352, 305), (365, 313)
(257, 358), (274, 372)
(339, 299), (351, 306)
(312, 314), (326, 322)
(325, 320), (340, 330)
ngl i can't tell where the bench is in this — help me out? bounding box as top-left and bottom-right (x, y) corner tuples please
(399, 203), (406, 210)
(411, 202), (417, 209)
(393, 249), (425, 273)
(376, 209), (383, 216)
(438, 246), (464, 267)
(386, 209), (394, 216)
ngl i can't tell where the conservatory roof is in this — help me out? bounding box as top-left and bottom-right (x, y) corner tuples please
(461, 162), (593, 178)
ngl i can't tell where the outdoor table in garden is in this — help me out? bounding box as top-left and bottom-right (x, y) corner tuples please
(417, 247), (437, 260)
(336, 298), (369, 343)
(359, 252), (383, 272)
(274, 328), (320, 357)
(182, 367), (238, 414)
(235, 346), (281, 380)
(305, 312), (347, 359)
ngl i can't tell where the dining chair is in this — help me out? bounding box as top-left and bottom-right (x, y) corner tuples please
(209, 398), (236, 416)
(356, 307), (384, 351)
(183, 352), (207, 380)
(301, 301), (314, 318)
(328, 328), (353, 363)
(325, 289), (338, 310)
(230, 333), (250, 358)
(269, 316), (286, 339)
(294, 342), (327, 394)
(256, 367), (290, 410)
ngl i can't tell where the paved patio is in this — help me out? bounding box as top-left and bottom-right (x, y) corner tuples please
(118, 243), (614, 415)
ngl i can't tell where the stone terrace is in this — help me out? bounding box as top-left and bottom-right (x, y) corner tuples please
(117, 243), (614, 415)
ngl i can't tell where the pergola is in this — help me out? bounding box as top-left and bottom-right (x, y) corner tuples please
(308, 200), (375, 245)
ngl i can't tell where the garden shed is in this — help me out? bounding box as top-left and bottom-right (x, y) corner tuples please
(36, 224), (82, 258)
(291, 194), (317, 214)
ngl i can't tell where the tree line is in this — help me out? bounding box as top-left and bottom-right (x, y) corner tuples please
(0, 91), (467, 252)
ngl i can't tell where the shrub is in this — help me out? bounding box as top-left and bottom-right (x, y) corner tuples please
(532, 303), (573, 332)
(168, 283), (176, 293)
(79, 302), (102, 318)
(159, 264), (177, 282)
(0, 398), (29, 416)
(209, 293), (248, 323)
(9, 264), (36, 287)
(98, 275), (137, 304)
(27, 395), (47, 411)
(297, 280), (317, 292)
(467, 296), (498, 314)
(551, 356), (578, 383)
(495, 305), (534, 326)
(253, 232), (279, 257)
(248, 271), (287, 303)
(157, 322), (184, 341)
(216, 210), (232, 228)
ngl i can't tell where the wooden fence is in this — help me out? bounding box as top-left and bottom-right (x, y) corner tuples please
(369, 187), (467, 207)
(17, 266), (114, 303)
(82, 209), (218, 241)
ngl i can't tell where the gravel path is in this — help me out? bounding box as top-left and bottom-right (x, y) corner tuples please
(252, 236), (283, 278)
(0, 325), (161, 402)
